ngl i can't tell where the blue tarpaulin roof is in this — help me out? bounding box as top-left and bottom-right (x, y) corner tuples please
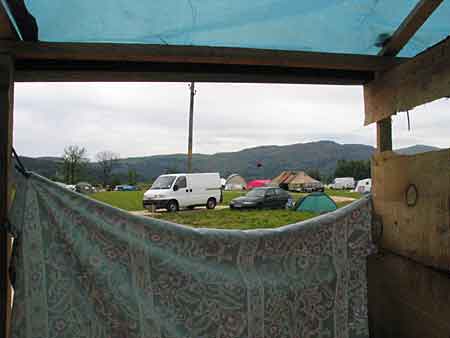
(6, 0), (450, 56)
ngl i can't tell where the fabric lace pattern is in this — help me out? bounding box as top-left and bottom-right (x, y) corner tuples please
(9, 173), (375, 338)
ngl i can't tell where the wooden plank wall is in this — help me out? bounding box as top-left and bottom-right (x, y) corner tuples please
(364, 36), (450, 125)
(371, 149), (450, 271)
(372, 149), (450, 271)
(369, 149), (450, 338)
(368, 253), (450, 338)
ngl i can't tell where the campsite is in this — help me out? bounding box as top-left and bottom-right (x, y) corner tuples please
(91, 184), (359, 229)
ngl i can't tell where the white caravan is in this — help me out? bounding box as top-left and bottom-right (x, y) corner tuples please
(354, 178), (372, 194)
(143, 173), (222, 212)
(329, 177), (355, 190)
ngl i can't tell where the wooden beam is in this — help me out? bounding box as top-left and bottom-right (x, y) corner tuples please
(365, 36), (450, 125)
(376, 117), (392, 152)
(368, 253), (450, 338)
(0, 40), (405, 76)
(379, 0), (444, 57)
(0, 54), (13, 338)
(12, 61), (374, 84)
(1, 40), (406, 71)
(0, 4), (19, 40)
(0, 40), (407, 84)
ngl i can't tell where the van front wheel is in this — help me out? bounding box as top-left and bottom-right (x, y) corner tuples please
(167, 200), (179, 212)
(206, 198), (217, 210)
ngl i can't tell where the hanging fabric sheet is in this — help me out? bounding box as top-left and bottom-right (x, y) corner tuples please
(8, 173), (376, 338)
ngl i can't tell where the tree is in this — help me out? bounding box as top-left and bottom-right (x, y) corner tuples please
(165, 166), (179, 174)
(127, 167), (138, 185)
(95, 151), (120, 187)
(306, 168), (321, 181)
(63, 145), (89, 184)
(110, 175), (122, 188)
(334, 159), (371, 181)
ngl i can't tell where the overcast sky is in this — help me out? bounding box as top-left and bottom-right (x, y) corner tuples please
(13, 82), (449, 159)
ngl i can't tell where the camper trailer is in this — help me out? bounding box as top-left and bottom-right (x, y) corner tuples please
(143, 173), (221, 212)
(329, 177), (355, 190)
(355, 178), (372, 194)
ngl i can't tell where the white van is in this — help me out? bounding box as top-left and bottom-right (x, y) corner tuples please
(329, 177), (355, 190)
(143, 173), (222, 212)
(354, 178), (372, 194)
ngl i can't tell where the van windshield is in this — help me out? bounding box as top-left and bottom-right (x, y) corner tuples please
(151, 176), (176, 189)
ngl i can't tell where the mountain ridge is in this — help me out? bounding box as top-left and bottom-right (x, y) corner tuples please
(19, 141), (440, 183)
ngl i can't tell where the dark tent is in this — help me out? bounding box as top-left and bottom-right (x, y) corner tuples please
(294, 192), (337, 214)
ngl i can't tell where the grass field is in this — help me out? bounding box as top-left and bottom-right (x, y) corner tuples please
(90, 189), (358, 230)
(152, 208), (316, 230)
(92, 190), (145, 211)
(324, 188), (362, 199)
(91, 189), (360, 212)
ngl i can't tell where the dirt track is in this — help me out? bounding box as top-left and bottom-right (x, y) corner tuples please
(330, 196), (357, 203)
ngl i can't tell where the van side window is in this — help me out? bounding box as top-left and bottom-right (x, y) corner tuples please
(175, 176), (187, 188)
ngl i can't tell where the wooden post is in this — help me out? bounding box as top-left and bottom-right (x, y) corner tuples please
(187, 81), (195, 173)
(0, 54), (14, 338)
(376, 117), (392, 152)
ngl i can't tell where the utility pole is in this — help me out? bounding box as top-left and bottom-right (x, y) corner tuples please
(187, 81), (196, 173)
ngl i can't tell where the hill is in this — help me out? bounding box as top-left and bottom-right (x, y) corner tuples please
(18, 141), (373, 182)
(112, 141), (375, 182)
(18, 141), (440, 184)
(395, 144), (440, 155)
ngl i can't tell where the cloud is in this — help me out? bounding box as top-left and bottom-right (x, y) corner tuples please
(13, 82), (449, 159)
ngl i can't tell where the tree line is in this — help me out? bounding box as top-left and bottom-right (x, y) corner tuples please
(61, 145), (137, 187)
(307, 159), (371, 184)
(60, 145), (371, 186)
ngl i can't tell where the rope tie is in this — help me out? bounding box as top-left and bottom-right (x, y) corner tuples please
(12, 147), (30, 178)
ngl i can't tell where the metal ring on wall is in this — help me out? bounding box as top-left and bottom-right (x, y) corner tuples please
(405, 184), (418, 207)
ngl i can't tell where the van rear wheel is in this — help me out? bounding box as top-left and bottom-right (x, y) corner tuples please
(167, 200), (179, 212)
(206, 198), (217, 210)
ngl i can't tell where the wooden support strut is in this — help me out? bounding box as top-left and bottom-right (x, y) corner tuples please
(0, 54), (13, 338)
(378, 0), (444, 57)
(376, 117), (392, 152)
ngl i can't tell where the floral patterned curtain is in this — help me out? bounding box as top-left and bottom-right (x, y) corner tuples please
(8, 173), (375, 338)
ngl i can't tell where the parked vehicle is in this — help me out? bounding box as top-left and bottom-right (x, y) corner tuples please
(354, 178), (372, 194)
(229, 187), (292, 210)
(292, 182), (324, 193)
(114, 185), (139, 191)
(55, 182), (77, 192)
(143, 173), (221, 212)
(75, 182), (95, 193)
(329, 177), (355, 190)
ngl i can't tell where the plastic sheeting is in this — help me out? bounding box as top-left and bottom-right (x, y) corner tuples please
(18, 0), (450, 56)
(9, 172), (375, 338)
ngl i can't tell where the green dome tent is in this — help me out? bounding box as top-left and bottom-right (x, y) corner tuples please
(294, 192), (337, 214)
